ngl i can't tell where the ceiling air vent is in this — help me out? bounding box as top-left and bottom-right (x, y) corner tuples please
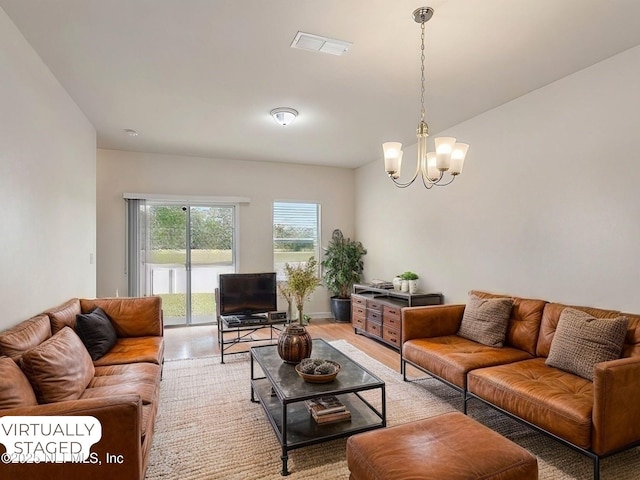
(290, 31), (352, 56)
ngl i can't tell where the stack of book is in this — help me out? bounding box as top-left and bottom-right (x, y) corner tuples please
(305, 396), (351, 425)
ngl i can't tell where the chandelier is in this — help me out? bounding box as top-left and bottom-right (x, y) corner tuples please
(383, 7), (469, 189)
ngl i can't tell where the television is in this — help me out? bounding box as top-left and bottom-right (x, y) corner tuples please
(218, 272), (278, 318)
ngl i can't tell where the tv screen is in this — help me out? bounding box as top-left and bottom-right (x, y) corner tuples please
(218, 272), (278, 317)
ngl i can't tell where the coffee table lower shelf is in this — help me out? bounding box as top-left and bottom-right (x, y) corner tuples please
(251, 379), (385, 475)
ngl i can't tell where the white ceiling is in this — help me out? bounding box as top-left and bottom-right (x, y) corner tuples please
(2, 0), (640, 168)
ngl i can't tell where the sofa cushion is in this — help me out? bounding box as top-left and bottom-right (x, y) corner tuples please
(546, 308), (628, 380)
(403, 336), (532, 389)
(92, 362), (162, 387)
(93, 336), (164, 367)
(0, 356), (38, 409)
(46, 298), (81, 335)
(620, 313), (640, 358)
(470, 290), (547, 355)
(536, 303), (621, 358)
(75, 307), (118, 361)
(468, 358), (594, 449)
(80, 297), (163, 337)
(20, 327), (95, 403)
(0, 314), (51, 361)
(457, 294), (513, 347)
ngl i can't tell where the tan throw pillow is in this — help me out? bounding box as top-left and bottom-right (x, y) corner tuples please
(20, 327), (95, 404)
(0, 356), (38, 409)
(546, 308), (628, 381)
(457, 294), (513, 347)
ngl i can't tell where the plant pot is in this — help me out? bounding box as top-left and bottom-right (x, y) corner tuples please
(392, 277), (402, 291)
(277, 324), (313, 363)
(331, 297), (352, 323)
(401, 280), (409, 292)
(408, 279), (419, 294)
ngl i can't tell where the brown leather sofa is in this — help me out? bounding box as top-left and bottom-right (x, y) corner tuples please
(0, 296), (163, 480)
(402, 290), (640, 480)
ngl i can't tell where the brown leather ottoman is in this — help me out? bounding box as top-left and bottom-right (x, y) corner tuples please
(347, 411), (538, 480)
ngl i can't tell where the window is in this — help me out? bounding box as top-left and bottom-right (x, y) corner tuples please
(126, 196), (238, 326)
(273, 201), (320, 279)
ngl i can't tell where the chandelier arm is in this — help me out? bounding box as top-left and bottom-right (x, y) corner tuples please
(419, 168), (443, 187)
(388, 162), (421, 188)
(425, 174), (456, 187)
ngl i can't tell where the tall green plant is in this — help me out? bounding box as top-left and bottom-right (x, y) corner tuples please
(322, 229), (367, 299)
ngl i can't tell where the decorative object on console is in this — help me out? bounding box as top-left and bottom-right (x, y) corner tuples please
(277, 257), (320, 363)
(295, 358), (341, 383)
(322, 229), (367, 323)
(399, 271), (419, 294)
(382, 7), (469, 189)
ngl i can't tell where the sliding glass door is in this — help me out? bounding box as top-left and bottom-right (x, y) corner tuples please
(145, 203), (235, 326)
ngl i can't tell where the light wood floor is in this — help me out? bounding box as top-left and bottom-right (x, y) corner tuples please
(164, 318), (405, 372)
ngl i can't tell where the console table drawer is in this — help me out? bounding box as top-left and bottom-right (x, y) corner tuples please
(366, 320), (382, 336)
(352, 314), (366, 329)
(366, 299), (384, 312)
(353, 305), (366, 318)
(383, 326), (400, 347)
(353, 295), (367, 308)
(383, 305), (401, 329)
(366, 309), (382, 323)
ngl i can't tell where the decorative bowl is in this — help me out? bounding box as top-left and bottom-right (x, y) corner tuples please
(295, 359), (341, 384)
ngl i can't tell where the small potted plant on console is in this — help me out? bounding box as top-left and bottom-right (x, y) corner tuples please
(400, 271), (419, 294)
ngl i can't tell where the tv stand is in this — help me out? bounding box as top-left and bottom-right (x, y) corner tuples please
(217, 315), (288, 363)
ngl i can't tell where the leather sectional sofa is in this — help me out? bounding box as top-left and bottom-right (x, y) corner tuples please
(401, 290), (640, 480)
(0, 296), (163, 480)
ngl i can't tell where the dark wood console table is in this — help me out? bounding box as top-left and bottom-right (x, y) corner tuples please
(351, 284), (443, 352)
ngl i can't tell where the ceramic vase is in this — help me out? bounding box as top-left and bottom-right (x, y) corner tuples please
(277, 324), (312, 363)
(408, 279), (419, 294)
(392, 277), (402, 291)
(401, 280), (409, 292)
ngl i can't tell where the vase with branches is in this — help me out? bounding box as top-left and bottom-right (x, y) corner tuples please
(277, 256), (321, 362)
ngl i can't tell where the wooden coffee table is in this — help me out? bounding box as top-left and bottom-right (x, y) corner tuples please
(250, 338), (386, 476)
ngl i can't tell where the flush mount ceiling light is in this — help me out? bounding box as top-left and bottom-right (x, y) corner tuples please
(290, 31), (352, 56)
(124, 129), (139, 137)
(383, 7), (470, 189)
(270, 107), (298, 127)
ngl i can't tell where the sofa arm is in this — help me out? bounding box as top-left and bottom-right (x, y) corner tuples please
(402, 304), (466, 344)
(592, 356), (640, 455)
(80, 297), (163, 337)
(0, 395), (143, 480)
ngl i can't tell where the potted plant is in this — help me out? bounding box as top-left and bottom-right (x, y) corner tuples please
(277, 256), (321, 363)
(400, 271), (419, 294)
(322, 229), (367, 322)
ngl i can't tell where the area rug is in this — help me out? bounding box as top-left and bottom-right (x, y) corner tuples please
(145, 340), (640, 479)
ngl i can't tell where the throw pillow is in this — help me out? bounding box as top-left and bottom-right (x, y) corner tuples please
(75, 307), (118, 361)
(546, 308), (628, 381)
(0, 356), (38, 409)
(19, 327), (95, 404)
(457, 294), (514, 347)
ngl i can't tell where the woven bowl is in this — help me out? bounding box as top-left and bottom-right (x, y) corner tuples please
(295, 360), (341, 383)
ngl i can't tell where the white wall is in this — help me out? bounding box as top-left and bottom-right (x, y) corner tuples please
(96, 149), (355, 316)
(356, 45), (640, 312)
(0, 7), (97, 330)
